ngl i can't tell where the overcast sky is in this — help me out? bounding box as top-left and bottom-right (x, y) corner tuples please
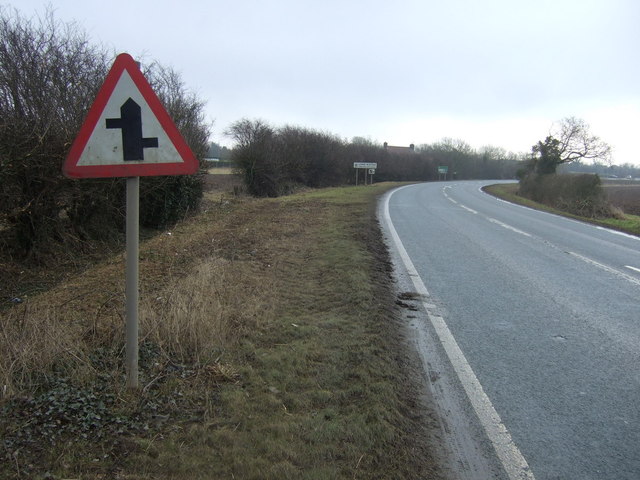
(10, 0), (640, 165)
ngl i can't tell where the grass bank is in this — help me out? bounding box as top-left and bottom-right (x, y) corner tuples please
(484, 182), (640, 237)
(1, 183), (445, 479)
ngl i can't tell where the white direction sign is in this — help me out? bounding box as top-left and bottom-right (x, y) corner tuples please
(353, 162), (377, 169)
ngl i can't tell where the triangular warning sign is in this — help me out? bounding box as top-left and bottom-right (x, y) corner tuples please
(64, 53), (198, 178)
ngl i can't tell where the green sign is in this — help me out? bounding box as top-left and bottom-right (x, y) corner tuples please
(438, 166), (448, 174)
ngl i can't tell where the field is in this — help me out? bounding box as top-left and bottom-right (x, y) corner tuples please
(206, 166), (236, 175)
(602, 181), (640, 216)
(0, 177), (446, 479)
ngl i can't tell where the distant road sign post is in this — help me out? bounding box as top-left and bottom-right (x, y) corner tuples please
(438, 165), (449, 181)
(353, 162), (377, 186)
(64, 53), (197, 389)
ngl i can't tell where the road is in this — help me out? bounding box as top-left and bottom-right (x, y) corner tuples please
(382, 181), (640, 480)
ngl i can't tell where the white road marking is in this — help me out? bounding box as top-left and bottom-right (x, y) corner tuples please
(444, 187), (531, 234)
(442, 187), (458, 205)
(481, 188), (640, 243)
(460, 205), (478, 215)
(488, 218), (532, 237)
(443, 187), (480, 214)
(567, 252), (640, 288)
(384, 186), (535, 480)
(596, 226), (640, 241)
(625, 265), (640, 274)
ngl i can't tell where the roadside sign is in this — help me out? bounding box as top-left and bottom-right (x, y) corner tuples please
(353, 162), (377, 169)
(62, 53), (199, 390)
(438, 166), (449, 174)
(354, 163), (377, 185)
(64, 53), (197, 178)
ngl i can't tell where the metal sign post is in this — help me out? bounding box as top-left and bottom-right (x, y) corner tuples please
(125, 176), (140, 389)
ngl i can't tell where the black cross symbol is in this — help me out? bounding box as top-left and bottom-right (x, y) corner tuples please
(106, 98), (159, 161)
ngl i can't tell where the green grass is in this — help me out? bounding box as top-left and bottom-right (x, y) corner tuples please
(483, 183), (640, 237)
(597, 215), (640, 236)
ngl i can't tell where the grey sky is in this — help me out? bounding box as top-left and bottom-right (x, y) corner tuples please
(10, 0), (640, 164)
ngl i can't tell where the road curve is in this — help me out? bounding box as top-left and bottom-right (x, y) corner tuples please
(381, 181), (640, 480)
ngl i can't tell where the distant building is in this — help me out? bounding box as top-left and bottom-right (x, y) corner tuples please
(383, 142), (416, 155)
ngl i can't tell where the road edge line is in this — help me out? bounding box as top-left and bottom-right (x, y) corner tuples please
(382, 185), (535, 480)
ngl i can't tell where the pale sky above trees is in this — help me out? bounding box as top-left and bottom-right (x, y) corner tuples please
(10, 0), (640, 164)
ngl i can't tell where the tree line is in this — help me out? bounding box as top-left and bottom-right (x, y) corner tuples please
(227, 119), (524, 197)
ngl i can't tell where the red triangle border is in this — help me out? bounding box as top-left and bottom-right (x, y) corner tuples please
(63, 53), (198, 178)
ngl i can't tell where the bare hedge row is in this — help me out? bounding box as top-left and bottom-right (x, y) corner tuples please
(227, 119), (523, 197)
(519, 173), (612, 217)
(0, 8), (209, 261)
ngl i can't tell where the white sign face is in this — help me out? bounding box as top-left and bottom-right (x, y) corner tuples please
(353, 162), (378, 169)
(77, 70), (180, 167)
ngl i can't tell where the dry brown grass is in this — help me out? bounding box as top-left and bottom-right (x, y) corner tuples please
(140, 257), (274, 365)
(0, 305), (86, 398)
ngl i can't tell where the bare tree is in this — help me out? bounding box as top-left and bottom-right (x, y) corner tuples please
(551, 116), (612, 165)
(529, 117), (612, 175)
(225, 118), (273, 148)
(225, 119), (276, 195)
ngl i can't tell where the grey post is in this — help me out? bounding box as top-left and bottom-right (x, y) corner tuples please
(125, 176), (140, 389)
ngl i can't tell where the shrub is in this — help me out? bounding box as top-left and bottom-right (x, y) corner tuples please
(140, 174), (204, 228)
(227, 120), (346, 197)
(228, 119), (441, 197)
(139, 62), (210, 228)
(0, 7), (209, 259)
(519, 173), (612, 217)
(0, 8), (112, 258)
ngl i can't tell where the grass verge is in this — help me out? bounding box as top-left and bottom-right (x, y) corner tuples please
(483, 183), (640, 237)
(1, 183), (445, 479)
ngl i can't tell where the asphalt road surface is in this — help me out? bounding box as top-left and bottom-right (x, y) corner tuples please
(384, 181), (640, 480)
